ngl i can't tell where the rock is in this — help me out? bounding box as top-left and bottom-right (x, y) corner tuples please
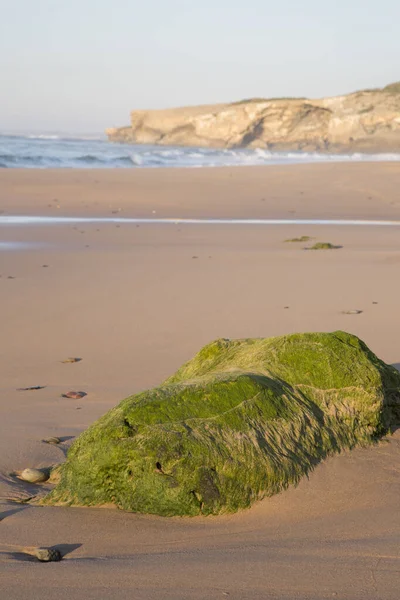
(32, 547), (62, 562)
(19, 468), (49, 484)
(42, 331), (400, 517)
(105, 126), (135, 143)
(42, 437), (61, 445)
(106, 82), (400, 152)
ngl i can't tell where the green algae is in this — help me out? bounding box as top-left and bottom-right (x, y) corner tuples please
(285, 236), (314, 242)
(43, 331), (400, 516)
(307, 242), (342, 250)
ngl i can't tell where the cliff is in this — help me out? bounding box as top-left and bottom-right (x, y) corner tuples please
(106, 82), (400, 152)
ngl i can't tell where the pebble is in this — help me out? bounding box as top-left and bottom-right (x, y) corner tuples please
(42, 437), (61, 445)
(19, 468), (49, 484)
(342, 310), (363, 315)
(32, 547), (62, 562)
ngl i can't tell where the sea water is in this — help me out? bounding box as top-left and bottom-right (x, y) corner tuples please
(1, 134), (400, 169)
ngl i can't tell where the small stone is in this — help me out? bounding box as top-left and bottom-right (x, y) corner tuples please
(19, 468), (49, 484)
(342, 310), (363, 315)
(42, 437), (61, 445)
(32, 547), (62, 562)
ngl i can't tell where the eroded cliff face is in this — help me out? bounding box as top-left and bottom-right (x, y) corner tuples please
(106, 83), (400, 151)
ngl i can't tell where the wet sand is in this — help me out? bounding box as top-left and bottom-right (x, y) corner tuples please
(1, 163), (400, 599)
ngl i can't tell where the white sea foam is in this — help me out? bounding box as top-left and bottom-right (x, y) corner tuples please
(2, 216), (400, 227)
(1, 134), (400, 169)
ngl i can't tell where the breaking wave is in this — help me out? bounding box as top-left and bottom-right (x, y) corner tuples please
(1, 133), (400, 169)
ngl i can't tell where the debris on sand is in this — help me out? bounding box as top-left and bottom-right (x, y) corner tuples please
(61, 357), (82, 364)
(17, 386), (46, 391)
(61, 391), (87, 399)
(285, 236), (313, 242)
(307, 242), (342, 250)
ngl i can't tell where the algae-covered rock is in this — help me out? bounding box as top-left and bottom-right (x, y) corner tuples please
(43, 331), (400, 516)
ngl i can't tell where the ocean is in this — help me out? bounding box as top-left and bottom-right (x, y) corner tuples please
(1, 133), (400, 169)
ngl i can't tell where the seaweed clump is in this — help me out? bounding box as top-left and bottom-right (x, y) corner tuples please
(43, 331), (400, 516)
(285, 236), (313, 242)
(308, 242), (342, 250)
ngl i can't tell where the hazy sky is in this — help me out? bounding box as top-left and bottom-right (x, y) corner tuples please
(1, 0), (399, 133)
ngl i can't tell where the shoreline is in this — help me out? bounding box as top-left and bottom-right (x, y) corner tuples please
(1, 162), (400, 221)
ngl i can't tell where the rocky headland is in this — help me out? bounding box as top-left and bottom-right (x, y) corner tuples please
(106, 82), (400, 152)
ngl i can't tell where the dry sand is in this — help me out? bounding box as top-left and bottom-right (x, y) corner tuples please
(1, 163), (400, 599)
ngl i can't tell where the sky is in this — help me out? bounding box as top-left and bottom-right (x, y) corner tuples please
(0, 0), (399, 133)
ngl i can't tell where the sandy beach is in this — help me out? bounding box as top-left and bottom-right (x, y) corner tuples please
(1, 163), (400, 599)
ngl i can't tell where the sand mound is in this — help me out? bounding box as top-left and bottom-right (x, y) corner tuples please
(43, 331), (400, 516)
